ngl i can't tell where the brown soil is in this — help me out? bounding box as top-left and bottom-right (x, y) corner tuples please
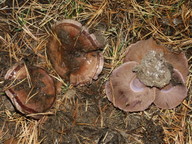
(0, 51), (165, 143)
(0, 0), (191, 144)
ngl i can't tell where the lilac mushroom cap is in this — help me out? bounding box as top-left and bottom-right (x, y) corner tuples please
(4, 62), (56, 119)
(154, 69), (188, 109)
(124, 38), (188, 82)
(123, 38), (165, 63)
(123, 38), (188, 109)
(47, 19), (104, 86)
(105, 61), (156, 112)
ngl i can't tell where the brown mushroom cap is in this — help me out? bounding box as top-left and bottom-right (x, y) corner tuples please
(123, 38), (188, 81)
(70, 52), (104, 85)
(154, 69), (188, 109)
(105, 61), (156, 112)
(47, 19), (104, 86)
(4, 62), (56, 119)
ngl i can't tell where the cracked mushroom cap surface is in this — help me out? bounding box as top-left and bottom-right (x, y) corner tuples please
(47, 19), (104, 86)
(105, 61), (156, 112)
(123, 38), (188, 81)
(154, 69), (188, 109)
(4, 62), (56, 119)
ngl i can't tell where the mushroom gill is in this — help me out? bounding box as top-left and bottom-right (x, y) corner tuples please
(47, 19), (105, 86)
(4, 62), (56, 119)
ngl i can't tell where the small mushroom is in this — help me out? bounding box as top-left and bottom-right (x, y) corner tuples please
(47, 19), (104, 86)
(105, 61), (156, 112)
(4, 62), (56, 119)
(123, 38), (188, 109)
(154, 69), (188, 109)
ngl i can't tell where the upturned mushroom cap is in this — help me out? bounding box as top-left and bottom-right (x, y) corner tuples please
(154, 69), (188, 109)
(47, 19), (104, 86)
(4, 62), (56, 119)
(105, 61), (156, 112)
(70, 52), (104, 85)
(123, 38), (188, 81)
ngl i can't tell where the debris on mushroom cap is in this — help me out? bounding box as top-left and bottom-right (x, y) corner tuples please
(105, 61), (156, 112)
(47, 19), (105, 86)
(123, 38), (188, 82)
(4, 62), (56, 119)
(133, 50), (173, 88)
(163, 50), (188, 82)
(154, 69), (188, 109)
(124, 38), (189, 109)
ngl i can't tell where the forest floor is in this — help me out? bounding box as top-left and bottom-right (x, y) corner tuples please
(0, 0), (191, 144)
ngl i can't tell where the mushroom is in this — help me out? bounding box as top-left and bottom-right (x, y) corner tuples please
(123, 38), (165, 63)
(154, 68), (188, 109)
(123, 38), (188, 109)
(47, 19), (104, 86)
(105, 61), (156, 112)
(4, 62), (56, 119)
(124, 38), (188, 81)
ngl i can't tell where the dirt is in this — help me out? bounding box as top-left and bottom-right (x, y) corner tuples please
(133, 50), (173, 88)
(37, 80), (165, 144)
(2, 0), (191, 143)
(140, 119), (164, 144)
(0, 52), (165, 143)
(0, 52), (13, 90)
